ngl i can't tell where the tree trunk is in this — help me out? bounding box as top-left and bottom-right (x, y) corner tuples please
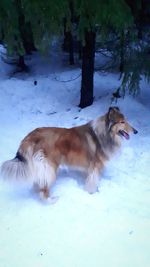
(119, 30), (125, 74)
(17, 55), (28, 71)
(79, 30), (96, 108)
(63, 18), (74, 65)
(15, 0), (36, 54)
(68, 31), (74, 65)
(78, 41), (82, 60)
(125, 0), (146, 40)
(21, 22), (36, 54)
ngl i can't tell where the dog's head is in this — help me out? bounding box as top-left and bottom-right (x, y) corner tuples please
(107, 106), (138, 140)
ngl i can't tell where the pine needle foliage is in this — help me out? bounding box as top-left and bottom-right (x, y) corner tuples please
(74, 0), (133, 41)
(0, 0), (70, 55)
(22, 0), (69, 52)
(0, 0), (24, 55)
(120, 38), (150, 96)
(0, 0), (149, 99)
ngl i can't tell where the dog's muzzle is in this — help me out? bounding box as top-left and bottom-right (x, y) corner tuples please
(118, 130), (129, 139)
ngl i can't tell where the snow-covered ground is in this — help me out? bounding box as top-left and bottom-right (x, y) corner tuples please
(0, 44), (150, 267)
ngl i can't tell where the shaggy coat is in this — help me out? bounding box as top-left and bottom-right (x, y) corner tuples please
(1, 107), (138, 201)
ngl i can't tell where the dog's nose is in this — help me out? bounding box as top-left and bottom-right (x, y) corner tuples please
(133, 128), (138, 134)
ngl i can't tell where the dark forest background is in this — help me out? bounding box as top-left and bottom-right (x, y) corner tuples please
(0, 0), (150, 108)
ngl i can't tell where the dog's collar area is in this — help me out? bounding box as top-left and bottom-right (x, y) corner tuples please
(88, 125), (102, 149)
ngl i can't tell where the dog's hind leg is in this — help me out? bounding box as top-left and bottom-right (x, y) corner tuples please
(33, 182), (58, 204)
(33, 165), (58, 204)
(33, 182), (49, 199)
(32, 151), (58, 203)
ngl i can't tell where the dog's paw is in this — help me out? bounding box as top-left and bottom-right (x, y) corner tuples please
(47, 196), (59, 204)
(39, 192), (59, 204)
(85, 184), (99, 194)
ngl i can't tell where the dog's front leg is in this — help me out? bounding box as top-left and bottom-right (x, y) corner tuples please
(85, 167), (100, 194)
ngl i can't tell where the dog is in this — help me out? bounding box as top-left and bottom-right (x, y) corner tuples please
(1, 107), (138, 202)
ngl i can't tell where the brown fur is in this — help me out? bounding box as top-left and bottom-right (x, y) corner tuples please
(1, 107), (138, 201)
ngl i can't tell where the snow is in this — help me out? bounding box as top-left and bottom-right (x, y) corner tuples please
(0, 44), (150, 267)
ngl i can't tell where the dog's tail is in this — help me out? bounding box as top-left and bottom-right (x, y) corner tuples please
(1, 150), (31, 181)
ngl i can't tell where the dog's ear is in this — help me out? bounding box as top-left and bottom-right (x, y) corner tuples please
(106, 106), (120, 128)
(108, 106), (120, 113)
(108, 106), (120, 119)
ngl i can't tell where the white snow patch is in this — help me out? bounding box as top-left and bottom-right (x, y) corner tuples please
(0, 46), (150, 267)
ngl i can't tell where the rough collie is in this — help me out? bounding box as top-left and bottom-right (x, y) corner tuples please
(1, 107), (138, 202)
